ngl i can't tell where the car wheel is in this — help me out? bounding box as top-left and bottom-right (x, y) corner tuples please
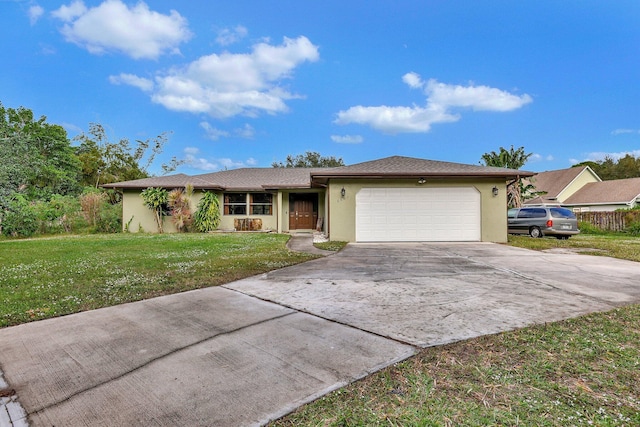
(529, 226), (542, 238)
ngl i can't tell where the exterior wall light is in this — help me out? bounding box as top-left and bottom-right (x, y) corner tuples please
(492, 186), (499, 197)
(417, 177), (426, 185)
(341, 187), (346, 197)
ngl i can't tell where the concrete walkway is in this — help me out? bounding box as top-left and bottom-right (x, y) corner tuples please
(1, 242), (639, 426)
(285, 232), (334, 257)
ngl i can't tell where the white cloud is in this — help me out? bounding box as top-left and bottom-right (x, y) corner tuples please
(611, 128), (640, 135)
(401, 72), (423, 89)
(183, 147), (253, 171)
(530, 153), (555, 162)
(51, 0), (86, 21)
(124, 35), (319, 118)
(218, 158), (250, 169)
(336, 72), (532, 134)
(200, 122), (256, 140)
(424, 78), (533, 112)
(330, 134), (364, 144)
(109, 73), (154, 92)
(51, 0), (192, 60)
(200, 122), (230, 140)
(335, 104), (458, 133)
(235, 124), (255, 139)
(216, 25), (248, 46)
(28, 5), (44, 25)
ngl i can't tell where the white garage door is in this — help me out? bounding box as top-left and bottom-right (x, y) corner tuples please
(356, 187), (481, 242)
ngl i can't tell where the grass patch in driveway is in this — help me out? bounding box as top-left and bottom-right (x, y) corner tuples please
(507, 234), (640, 262)
(272, 305), (640, 426)
(0, 233), (315, 328)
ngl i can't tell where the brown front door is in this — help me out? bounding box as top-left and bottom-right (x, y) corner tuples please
(289, 195), (318, 230)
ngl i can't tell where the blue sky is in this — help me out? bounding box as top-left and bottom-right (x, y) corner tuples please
(2, 0), (640, 175)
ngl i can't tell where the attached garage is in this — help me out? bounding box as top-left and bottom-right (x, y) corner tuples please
(355, 187), (481, 242)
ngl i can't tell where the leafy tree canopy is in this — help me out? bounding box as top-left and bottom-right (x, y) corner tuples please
(573, 154), (640, 180)
(480, 145), (532, 170)
(0, 102), (82, 205)
(74, 123), (183, 187)
(480, 145), (533, 208)
(272, 151), (345, 168)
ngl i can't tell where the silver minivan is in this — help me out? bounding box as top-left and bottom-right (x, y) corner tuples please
(507, 206), (580, 239)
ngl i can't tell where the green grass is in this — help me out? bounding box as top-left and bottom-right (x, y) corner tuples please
(314, 241), (348, 252)
(507, 233), (640, 262)
(3, 231), (639, 425)
(272, 306), (640, 426)
(271, 234), (640, 426)
(0, 233), (315, 328)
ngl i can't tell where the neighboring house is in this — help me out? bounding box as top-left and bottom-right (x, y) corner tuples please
(524, 165), (601, 205)
(103, 155), (534, 243)
(562, 177), (640, 212)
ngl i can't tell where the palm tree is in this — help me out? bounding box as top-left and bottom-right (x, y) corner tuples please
(481, 145), (533, 208)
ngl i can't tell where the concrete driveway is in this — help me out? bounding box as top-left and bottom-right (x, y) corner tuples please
(2, 242), (640, 426)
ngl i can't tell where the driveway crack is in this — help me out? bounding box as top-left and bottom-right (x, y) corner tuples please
(27, 311), (296, 417)
(223, 285), (420, 349)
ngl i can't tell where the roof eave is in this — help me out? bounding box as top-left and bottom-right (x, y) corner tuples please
(311, 171), (534, 181)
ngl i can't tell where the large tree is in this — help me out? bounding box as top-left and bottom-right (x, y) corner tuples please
(573, 154), (640, 180)
(480, 145), (533, 208)
(74, 123), (183, 187)
(0, 102), (82, 204)
(272, 151), (345, 168)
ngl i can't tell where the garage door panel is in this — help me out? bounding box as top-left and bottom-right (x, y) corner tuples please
(356, 187), (481, 242)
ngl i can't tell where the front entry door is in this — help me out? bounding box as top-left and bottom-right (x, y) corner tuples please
(289, 195), (318, 230)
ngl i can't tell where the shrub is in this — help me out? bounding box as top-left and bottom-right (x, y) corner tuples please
(94, 201), (122, 233)
(626, 221), (640, 236)
(578, 221), (608, 235)
(33, 195), (86, 234)
(194, 191), (221, 232)
(80, 190), (107, 228)
(168, 185), (193, 232)
(141, 187), (169, 233)
(2, 194), (38, 237)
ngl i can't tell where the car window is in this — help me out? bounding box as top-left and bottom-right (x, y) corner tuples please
(518, 208), (546, 219)
(550, 207), (576, 219)
(507, 209), (518, 218)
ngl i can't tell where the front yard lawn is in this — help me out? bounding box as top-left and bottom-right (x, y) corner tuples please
(272, 305), (640, 426)
(507, 233), (640, 262)
(0, 233), (316, 328)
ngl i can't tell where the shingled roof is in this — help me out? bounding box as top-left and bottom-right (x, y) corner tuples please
(311, 156), (534, 183)
(101, 174), (217, 190)
(103, 155), (533, 190)
(525, 166), (596, 202)
(193, 167), (331, 191)
(563, 177), (640, 206)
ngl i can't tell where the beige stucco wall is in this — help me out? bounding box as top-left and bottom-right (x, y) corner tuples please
(122, 190), (206, 233)
(217, 192), (278, 231)
(122, 189), (327, 234)
(326, 178), (509, 243)
(557, 169), (600, 203)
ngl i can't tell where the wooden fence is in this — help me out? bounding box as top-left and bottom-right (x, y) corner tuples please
(575, 211), (627, 232)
